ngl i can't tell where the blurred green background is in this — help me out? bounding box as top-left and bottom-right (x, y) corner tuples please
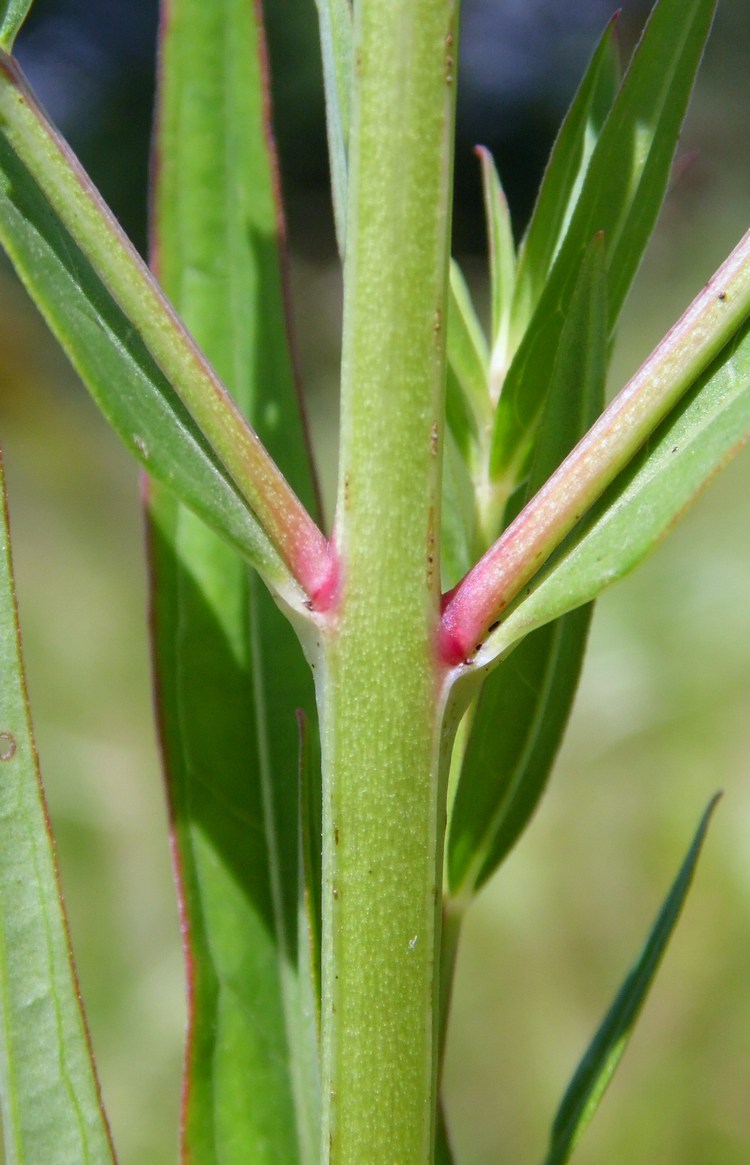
(0, 1), (748, 1162)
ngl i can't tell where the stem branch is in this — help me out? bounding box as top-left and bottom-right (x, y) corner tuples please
(441, 227), (750, 660)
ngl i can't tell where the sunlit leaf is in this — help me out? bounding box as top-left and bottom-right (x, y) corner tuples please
(476, 146), (515, 380)
(0, 52), (324, 597)
(150, 1), (322, 1161)
(543, 796), (720, 1165)
(448, 238), (607, 894)
(314, 0), (352, 254)
(446, 259), (491, 457)
(483, 315), (750, 664)
(0, 0), (32, 50)
(0, 459), (117, 1165)
(441, 426), (479, 591)
(511, 18), (619, 340)
(492, 0), (718, 482)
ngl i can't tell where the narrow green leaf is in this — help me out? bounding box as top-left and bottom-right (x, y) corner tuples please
(0, 125), (283, 583)
(441, 426), (479, 591)
(446, 259), (491, 456)
(492, 0), (718, 481)
(442, 229), (750, 664)
(442, 262), (490, 584)
(0, 458), (117, 1165)
(0, 0), (32, 50)
(448, 238), (606, 895)
(476, 146), (515, 387)
(314, 0), (352, 255)
(482, 315), (750, 665)
(511, 18), (619, 342)
(543, 795), (721, 1165)
(449, 608), (592, 895)
(149, 2), (321, 1162)
(435, 1102), (456, 1165)
(0, 52), (327, 599)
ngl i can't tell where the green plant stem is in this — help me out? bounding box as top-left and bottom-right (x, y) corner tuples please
(441, 226), (750, 661)
(316, 0), (458, 1160)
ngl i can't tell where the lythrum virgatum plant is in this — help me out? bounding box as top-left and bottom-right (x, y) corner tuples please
(0, 0), (748, 1162)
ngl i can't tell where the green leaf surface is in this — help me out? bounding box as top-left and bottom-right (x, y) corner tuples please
(446, 259), (491, 457)
(543, 795), (720, 1165)
(442, 261), (490, 587)
(435, 1103), (456, 1165)
(314, 0), (352, 255)
(0, 458), (117, 1165)
(482, 315), (750, 664)
(493, 0), (718, 480)
(0, 0), (32, 50)
(476, 147), (515, 378)
(448, 239), (607, 895)
(441, 426), (479, 591)
(511, 19), (618, 342)
(0, 52), (325, 598)
(0, 124), (280, 580)
(150, 2), (321, 1162)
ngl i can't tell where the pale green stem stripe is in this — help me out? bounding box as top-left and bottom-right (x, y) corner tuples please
(317, 0), (459, 1161)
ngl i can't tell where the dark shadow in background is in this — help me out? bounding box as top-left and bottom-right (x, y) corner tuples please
(13, 0), (657, 259)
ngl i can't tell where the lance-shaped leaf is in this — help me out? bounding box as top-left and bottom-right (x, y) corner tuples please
(314, 0), (352, 255)
(446, 260), (491, 460)
(481, 310), (750, 668)
(477, 147), (515, 391)
(492, 0), (718, 483)
(0, 51), (328, 601)
(442, 262), (491, 588)
(149, 0), (322, 1161)
(0, 457), (117, 1165)
(435, 1103), (456, 1165)
(442, 228), (750, 666)
(510, 18), (619, 342)
(0, 0), (32, 50)
(447, 236), (606, 896)
(441, 427), (480, 592)
(543, 795), (720, 1165)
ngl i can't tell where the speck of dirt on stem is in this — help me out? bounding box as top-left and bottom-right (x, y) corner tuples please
(445, 31), (454, 84)
(0, 732), (16, 761)
(133, 435), (149, 460)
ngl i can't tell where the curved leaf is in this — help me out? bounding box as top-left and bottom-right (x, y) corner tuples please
(448, 238), (606, 895)
(149, 1), (322, 1161)
(477, 146), (515, 377)
(543, 796), (720, 1165)
(481, 314), (750, 666)
(314, 0), (352, 255)
(0, 459), (117, 1165)
(0, 52), (326, 599)
(511, 16), (619, 342)
(0, 0), (32, 50)
(493, 0), (718, 481)
(443, 228), (750, 665)
(446, 259), (491, 458)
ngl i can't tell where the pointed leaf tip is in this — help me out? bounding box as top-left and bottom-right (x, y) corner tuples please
(0, 0), (33, 51)
(544, 794), (721, 1165)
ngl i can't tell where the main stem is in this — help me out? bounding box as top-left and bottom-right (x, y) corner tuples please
(317, 1), (458, 1161)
